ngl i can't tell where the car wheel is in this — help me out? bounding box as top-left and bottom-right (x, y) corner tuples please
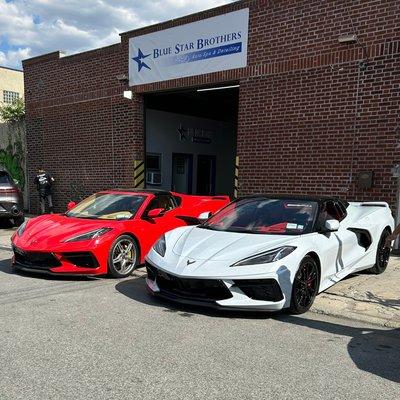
(108, 235), (139, 278)
(13, 216), (25, 227)
(368, 230), (390, 275)
(289, 255), (320, 315)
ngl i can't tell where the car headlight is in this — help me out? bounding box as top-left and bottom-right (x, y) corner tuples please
(63, 228), (112, 243)
(16, 220), (28, 237)
(231, 246), (296, 267)
(153, 234), (166, 257)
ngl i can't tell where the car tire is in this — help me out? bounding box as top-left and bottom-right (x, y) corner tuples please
(368, 229), (390, 275)
(289, 255), (320, 315)
(13, 216), (25, 227)
(108, 235), (139, 278)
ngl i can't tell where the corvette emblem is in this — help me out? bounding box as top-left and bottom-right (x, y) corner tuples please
(186, 259), (196, 266)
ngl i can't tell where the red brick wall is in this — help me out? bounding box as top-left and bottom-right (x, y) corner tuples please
(237, 56), (400, 205)
(23, 0), (400, 213)
(24, 44), (144, 212)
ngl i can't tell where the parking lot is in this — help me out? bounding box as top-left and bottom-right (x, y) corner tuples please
(0, 225), (399, 399)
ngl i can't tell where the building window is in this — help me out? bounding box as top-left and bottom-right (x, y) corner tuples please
(3, 90), (19, 104)
(146, 153), (161, 171)
(146, 153), (162, 185)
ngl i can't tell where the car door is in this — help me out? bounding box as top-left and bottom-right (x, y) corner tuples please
(335, 200), (371, 271)
(316, 200), (362, 280)
(140, 194), (186, 245)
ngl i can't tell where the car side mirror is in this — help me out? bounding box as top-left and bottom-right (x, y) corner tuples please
(325, 219), (340, 232)
(147, 208), (165, 218)
(198, 211), (212, 222)
(67, 201), (76, 211)
(13, 179), (19, 185)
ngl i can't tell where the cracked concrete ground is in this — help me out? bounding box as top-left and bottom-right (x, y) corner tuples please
(312, 257), (400, 328)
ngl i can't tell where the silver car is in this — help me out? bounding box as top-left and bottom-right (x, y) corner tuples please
(0, 168), (24, 226)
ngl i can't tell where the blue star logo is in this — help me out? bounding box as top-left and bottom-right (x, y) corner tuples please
(132, 48), (151, 72)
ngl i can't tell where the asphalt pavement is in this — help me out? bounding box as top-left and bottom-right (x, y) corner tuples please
(0, 223), (399, 400)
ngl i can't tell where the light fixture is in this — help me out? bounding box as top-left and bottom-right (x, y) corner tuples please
(197, 84), (239, 92)
(338, 34), (358, 44)
(123, 90), (133, 100)
(116, 74), (129, 83)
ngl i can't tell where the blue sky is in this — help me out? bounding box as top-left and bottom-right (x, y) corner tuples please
(0, 0), (234, 69)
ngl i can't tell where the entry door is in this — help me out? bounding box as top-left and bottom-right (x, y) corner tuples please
(172, 153), (193, 194)
(196, 155), (216, 195)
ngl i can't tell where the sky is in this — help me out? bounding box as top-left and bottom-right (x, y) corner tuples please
(0, 0), (234, 69)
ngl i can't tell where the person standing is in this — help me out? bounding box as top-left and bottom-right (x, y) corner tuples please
(385, 225), (400, 248)
(34, 169), (55, 214)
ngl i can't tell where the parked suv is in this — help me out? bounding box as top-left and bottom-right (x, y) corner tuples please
(0, 168), (24, 226)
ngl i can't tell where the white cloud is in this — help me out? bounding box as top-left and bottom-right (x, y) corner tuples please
(0, 0), (234, 68)
(0, 48), (32, 69)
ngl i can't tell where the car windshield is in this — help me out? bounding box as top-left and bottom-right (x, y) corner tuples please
(201, 198), (318, 234)
(66, 193), (145, 220)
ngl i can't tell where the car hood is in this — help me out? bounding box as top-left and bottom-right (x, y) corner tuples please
(18, 214), (118, 247)
(171, 226), (297, 262)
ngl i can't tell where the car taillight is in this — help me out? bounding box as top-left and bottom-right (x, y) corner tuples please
(0, 188), (18, 194)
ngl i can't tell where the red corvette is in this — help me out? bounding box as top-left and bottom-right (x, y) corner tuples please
(11, 189), (230, 277)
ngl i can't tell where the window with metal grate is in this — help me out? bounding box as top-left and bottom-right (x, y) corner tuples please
(3, 90), (19, 104)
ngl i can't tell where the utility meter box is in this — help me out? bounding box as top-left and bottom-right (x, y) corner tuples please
(357, 171), (374, 189)
(392, 164), (400, 178)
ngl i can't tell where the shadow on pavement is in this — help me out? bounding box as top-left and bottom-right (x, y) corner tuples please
(276, 315), (400, 384)
(115, 277), (273, 320)
(116, 277), (400, 383)
(365, 291), (400, 310)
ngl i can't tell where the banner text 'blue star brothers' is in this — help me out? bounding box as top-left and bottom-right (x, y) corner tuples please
(129, 8), (249, 86)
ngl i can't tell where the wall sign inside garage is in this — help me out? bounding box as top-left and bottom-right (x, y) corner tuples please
(177, 124), (214, 144)
(129, 8), (249, 86)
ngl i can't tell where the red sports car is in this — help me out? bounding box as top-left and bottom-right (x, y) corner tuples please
(11, 189), (230, 277)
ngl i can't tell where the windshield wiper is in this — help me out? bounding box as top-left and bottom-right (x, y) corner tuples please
(68, 215), (100, 220)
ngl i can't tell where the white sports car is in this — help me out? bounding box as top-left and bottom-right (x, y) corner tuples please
(145, 195), (394, 314)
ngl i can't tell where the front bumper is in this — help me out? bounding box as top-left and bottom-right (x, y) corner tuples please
(12, 245), (106, 276)
(145, 261), (286, 311)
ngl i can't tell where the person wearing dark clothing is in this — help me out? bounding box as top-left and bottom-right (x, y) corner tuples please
(385, 225), (400, 248)
(34, 169), (55, 214)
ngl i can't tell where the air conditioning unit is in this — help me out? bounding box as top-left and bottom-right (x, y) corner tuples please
(146, 171), (162, 185)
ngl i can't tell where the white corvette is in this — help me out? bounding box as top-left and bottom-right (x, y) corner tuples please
(145, 195), (394, 314)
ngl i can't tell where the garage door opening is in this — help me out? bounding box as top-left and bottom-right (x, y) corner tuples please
(144, 84), (239, 196)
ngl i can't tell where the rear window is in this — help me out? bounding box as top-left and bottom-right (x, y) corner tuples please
(0, 172), (12, 184)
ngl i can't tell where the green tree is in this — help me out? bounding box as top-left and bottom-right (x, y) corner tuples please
(0, 98), (25, 123)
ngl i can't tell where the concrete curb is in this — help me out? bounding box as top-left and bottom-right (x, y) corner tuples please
(311, 292), (400, 329)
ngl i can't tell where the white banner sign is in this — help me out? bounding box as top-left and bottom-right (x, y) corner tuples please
(129, 8), (249, 86)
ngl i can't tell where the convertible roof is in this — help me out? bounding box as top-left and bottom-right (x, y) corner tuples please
(239, 194), (344, 203)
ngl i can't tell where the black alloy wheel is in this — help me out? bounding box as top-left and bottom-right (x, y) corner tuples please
(289, 255), (320, 314)
(368, 230), (390, 275)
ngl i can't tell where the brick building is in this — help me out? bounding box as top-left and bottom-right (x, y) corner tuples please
(23, 0), (400, 218)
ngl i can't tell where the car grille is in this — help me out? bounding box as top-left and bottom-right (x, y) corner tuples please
(146, 262), (232, 301)
(13, 247), (62, 270)
(233, 279), (284, 302)
(61, 252), (99, 268)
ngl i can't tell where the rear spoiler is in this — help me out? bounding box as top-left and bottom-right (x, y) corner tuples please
(359, 202), (389, 208)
